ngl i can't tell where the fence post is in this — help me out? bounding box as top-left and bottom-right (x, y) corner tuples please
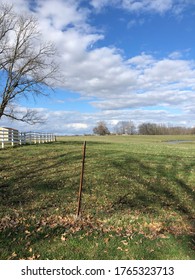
(76, 141), (87, 218)
(34, 132), (36, 144)
(21, 132), (25, 145)
(19, 132), (22, 145)
(2, 129), (5, 149)
(11, 129), (14, 147)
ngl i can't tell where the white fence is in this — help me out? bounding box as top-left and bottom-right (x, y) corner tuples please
(0, 127), (55, 149)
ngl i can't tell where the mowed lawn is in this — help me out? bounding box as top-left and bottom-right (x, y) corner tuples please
(0, 135), (195, 260)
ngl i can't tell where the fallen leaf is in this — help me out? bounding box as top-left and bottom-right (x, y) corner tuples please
(117, 247), (123, 251)
(104, 238), (109, 244)
(11, 252), (17, 257)
(61, 235), (66, 241)
(121, 240), (128, 246)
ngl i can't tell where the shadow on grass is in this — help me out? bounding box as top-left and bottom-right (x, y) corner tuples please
(1, 141), (194, 217)
(109, 154), (195, 218)
(0, 141), (195, 259)
(0, 145), (82, 211)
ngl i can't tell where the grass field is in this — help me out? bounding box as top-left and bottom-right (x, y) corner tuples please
(0, 135), (195, 260)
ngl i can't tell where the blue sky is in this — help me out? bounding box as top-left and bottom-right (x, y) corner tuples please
(1, 0), (195, 134)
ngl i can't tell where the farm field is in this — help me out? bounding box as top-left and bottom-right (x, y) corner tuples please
(0, 135), (195, 260)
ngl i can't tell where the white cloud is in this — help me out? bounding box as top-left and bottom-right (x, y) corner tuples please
(66, 123), (88, 129)
(127, 18), (145, 28)
(88, 54), (195, 117)
(90, 0), (119, 10)
(35, 0), (91, 32)
(168, 51), (183, 60)
(127, 53), (156, 69)
(142, 58), (195, 85)
(2, 0), (29, 13)
(90, 0), (194, 15)
(138, 0), (173, 14)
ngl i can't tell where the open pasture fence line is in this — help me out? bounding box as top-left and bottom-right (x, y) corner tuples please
(0, 127), (55, 148)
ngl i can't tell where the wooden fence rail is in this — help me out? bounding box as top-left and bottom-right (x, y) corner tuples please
(0, 127), (55, 149)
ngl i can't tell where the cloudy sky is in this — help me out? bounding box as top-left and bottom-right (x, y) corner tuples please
(1, 0), (195, 134)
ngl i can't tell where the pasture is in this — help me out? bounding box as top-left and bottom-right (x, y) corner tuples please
(0, 135), (195, 259)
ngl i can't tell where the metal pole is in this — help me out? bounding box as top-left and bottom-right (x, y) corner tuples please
(76, 141), (86, 218)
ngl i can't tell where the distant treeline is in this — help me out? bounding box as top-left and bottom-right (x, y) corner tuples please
(137, 122), (195, 135)
(92, 121), (195, 135)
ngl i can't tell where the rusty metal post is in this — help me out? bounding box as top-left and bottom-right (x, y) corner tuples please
(76, 141), (86, 218)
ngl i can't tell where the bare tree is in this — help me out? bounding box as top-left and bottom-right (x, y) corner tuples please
(0, 3), (59, 124)
(115, 120), (136, 135)
(138, 123), (157, 135)
(93, 121), (110, 136)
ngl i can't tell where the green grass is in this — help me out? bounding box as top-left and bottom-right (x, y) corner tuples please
(0, 135), (195, 259)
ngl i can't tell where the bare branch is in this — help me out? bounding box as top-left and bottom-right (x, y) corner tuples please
(3, 107), (46, 125)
